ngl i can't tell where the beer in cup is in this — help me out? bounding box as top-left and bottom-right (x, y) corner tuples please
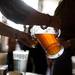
(30, 25), (64, 59)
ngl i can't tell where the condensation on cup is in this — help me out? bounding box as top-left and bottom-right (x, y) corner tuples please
(30, 25), (64, 59)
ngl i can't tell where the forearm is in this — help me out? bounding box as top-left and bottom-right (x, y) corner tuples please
(0, 0), (51, 26)
(0, 22), (20, 38)
(24, 12), (51, 25)
(0, 22), (37, 48)
(0, 0), (61, 29)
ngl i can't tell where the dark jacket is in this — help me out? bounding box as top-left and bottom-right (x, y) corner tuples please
(53, 1), (75, 75)
(55, 0), (75, 40)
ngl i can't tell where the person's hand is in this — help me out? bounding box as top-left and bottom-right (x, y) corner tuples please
(50, 16), (62, 29)
(8, 38), (16, 51)
(17, 32), (37, 48)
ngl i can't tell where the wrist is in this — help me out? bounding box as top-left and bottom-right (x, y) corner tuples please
(45, 14), (52, 26)
(14, 30), (20, 39)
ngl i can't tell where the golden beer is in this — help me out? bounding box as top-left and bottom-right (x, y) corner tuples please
(30, 26), (64, 59)
(35, 34), (61, 55)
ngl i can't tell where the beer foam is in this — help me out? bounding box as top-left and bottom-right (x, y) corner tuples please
(30, 25), (56, 35)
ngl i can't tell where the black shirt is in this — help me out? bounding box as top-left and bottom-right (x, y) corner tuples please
(55, 0), (75, 40)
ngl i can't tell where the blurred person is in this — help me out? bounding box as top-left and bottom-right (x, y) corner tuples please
(52, 0), (75, 75)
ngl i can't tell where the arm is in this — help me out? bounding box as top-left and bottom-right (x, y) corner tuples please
(0, 0), (50, 25)
(0, 22), (36, 48)
(0, 0), (61, 28)
(0, 22), (18, 38)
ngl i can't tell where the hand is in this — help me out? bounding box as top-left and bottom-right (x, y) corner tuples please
(8, 38), (16, 51)
(17, 32), (37, 48)
(50, 16), (62, 29)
